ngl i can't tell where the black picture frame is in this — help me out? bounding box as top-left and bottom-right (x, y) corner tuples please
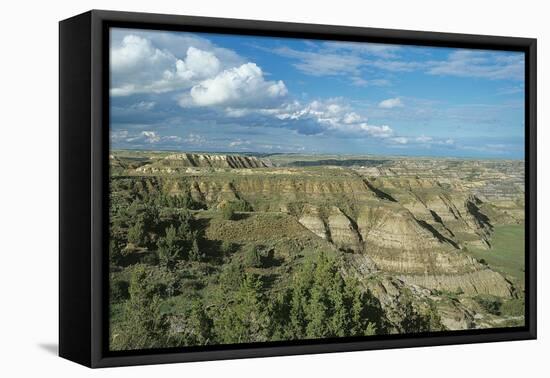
(59, 9), (537, 368)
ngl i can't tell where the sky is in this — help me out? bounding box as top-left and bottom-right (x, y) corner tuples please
(110, 27), (526, 159)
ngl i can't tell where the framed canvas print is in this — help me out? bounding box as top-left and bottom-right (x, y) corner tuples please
(59, 10), (536, 368)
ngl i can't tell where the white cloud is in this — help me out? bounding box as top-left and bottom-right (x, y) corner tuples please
(343, 112), (362, 124)
(269, 99), (347, 127)
(416, 135), (433, 143)
(110, 35), (177, 96)
(110, 129), (209, 146)
(129, 101), (156, 111)
(273, 46), (364, 76)
(141, 131), (161, 143)
(351, 77), (391, 87)
(184, 133), (207, 145)
(462, 142), (520, 155)
(390, 137), (409, 144)
(323, 41), (401, 59)
(378, 97), (403, 109)
(229, 139), (252, 147)
(110, 32), (241, 97)
(111, 35), (172, 73)
(371, 60), (425, 72)
(163, 135), (182, 142)
(359, 124), (394, 138)
(175, 47), (221, 80)
(268, 40), (524, 83)
(180, 63), (287, 107)
(111, 130), (129, 142)
(272, 42), (403, 77)
(263, 98), (395, 138)
(427, 50), (524, 80)
(397, 136), (455, 147)
(225, 108), (253, 117)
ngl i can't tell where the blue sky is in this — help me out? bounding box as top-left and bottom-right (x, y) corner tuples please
(110, 27), (525, 159)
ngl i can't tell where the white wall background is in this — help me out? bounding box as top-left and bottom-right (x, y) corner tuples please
(0, 0), (546, 376)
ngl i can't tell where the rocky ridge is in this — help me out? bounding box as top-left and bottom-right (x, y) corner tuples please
(136, 153), (268, 173)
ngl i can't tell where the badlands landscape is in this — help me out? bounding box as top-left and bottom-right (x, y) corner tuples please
(108, 151), (525, 350)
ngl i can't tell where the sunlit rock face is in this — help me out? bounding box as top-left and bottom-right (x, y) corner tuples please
(326, 206), (362, 252)
(400, 269), (514, 298)
(298, 204), (328, 240)
(137, 153), (269, 172)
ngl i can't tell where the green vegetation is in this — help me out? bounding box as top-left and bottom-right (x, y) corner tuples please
(111, 265), (170, 350)
(278, 253), (384, 339)
(468, 224), (525, 284)
(244, 244), (263, 268)
(221, 206), (236, 221)
(501, 297), (525, 317)
(474, 295), (502, 316)
(221, 199), (252, 220)
(157, 226), (180, 268)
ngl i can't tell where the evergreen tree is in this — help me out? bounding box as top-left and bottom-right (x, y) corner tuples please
(345, 276), (378, 336)
(214, 273), (269, 343)
(305, 280), (331, 338)
(127, 218), (146, 246)
(218, 260), (244, 290)
(112, 265), (169, 350)
(305, 254), (334, 338)
(288, 260), (315, 339)
(188, 235), (203, 262)
(244, 244), (262, 268)
(142, 204), (160, 230)
(283, 253), (384, 339)
(399, 296), (434, 333)
(157, 225), (180, 268)
(220, 240), (237, 259)
(327, 270), (348, 337)
(183, 301), (213, 346)
(176, 209), (193, 240)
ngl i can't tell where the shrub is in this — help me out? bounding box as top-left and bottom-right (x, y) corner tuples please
(244, 245), (263, 268)
(219, 261), (244, 290)
(222, 206), (236, 220)
(221, 199), (252, 220)
(110, 279), (130, 302)
(182, 301), (213, 345)
(127, 219), (146, 246)
(176, 210), (194, 240)
(109, 238), (125, 265)
(475, 295), (502, 315)
(229, 199), (252, 212)
(220, 240), (237, 257)
(142, 252), (159, 265)
(157, 226), (181, 268)
(111, 265), (169, 350)
(188, 237), (204, 262)
(501, 298), (524, 316)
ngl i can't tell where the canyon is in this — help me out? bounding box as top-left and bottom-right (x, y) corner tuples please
(110, 151), (525, 333)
